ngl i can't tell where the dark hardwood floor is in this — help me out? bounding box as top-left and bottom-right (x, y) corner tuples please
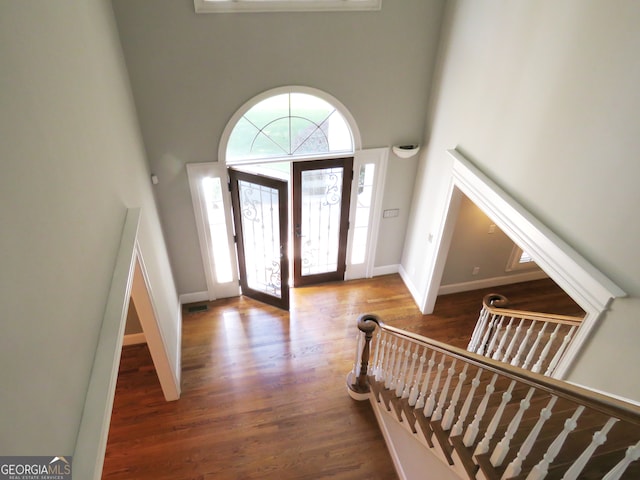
(102, 275), (581, 479)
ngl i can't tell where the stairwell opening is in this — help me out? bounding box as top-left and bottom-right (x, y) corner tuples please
(419, 149), (625, 379)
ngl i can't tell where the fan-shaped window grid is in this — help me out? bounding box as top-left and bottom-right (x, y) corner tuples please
(227, 93), (353, 162)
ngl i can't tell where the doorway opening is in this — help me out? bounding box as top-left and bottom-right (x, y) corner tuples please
(415, 149), (625, 378)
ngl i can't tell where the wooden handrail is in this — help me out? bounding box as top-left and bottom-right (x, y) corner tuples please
(482, 293), (583, 326)
(357, 313), (640, 426)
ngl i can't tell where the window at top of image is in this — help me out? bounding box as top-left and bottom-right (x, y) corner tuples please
(226, 92), (353, 163)
(195, 0), (381, 13)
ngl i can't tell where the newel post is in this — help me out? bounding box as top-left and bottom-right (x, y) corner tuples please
(347, 314), (380, 401)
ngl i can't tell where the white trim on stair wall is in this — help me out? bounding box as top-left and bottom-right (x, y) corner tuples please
(416, 149), (626, 380)
(179, 291), (209, 305)
(372, 264), (400, 277)
(438, 270), (548, 295)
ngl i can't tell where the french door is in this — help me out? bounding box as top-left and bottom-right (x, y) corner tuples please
(229, 169), (289, 310)
(293, 158), (353, 286)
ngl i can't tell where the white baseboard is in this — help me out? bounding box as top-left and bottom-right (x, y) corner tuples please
(565, 381), (640, 408)
(122, 332), (146, 346)
(373, 264), (400, 277)
(398, 265), (422, 306)
(438, 270), (549, 295)
(179, 291), (209, 305)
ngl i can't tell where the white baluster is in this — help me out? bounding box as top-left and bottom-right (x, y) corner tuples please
(384, 337), (398, 389)
(415, 351), (436, 409)
(526, 405), (585, 480)
(485, 315), (507, 358)
(493, 317), (515, 360)
(561, 417), (619, 480)
(478, 314), (500, 356)
(544, 326), (577, 376)
(390, 340), (406, 393)
(402, 343), (419, 399)
(395, 340), (411, 397)
(468, 306), (490, 351)
(602, 440), (640, 480)
(442, 363), (469, 431)
(522, 322), (548, 370)
(532, 323), (562, 374)
(463, 373), (498, 447)
(480, 315), (504, 357)
(490, 387), (535, 466)
(424, 353), (446, 417)
(433, 358), (457, 422)
(502, 318), (525, 363)
(370, 330), (382, 377)
(475, 380), (516, 456)
(375, 332), (389, 382)
(502, 395), (557, 478)
(451, 368), (483, 437)
(511, 320), (537, 368)
(408, 347), (427, 406)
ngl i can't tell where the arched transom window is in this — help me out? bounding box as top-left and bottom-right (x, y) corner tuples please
(225, 90), (355, 164)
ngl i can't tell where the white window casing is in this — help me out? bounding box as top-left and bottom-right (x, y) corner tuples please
(194, 0), (382, 14)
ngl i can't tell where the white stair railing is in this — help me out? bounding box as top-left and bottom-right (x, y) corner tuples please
(470, 294), (583, 376)
(348, 314), (640, 480)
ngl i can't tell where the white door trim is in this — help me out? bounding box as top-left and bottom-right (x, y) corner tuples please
(73, 208), (140, 479)
(186, 162), (240, 301)
(420, 149), (626, 379)
(346, 147), (389, 280)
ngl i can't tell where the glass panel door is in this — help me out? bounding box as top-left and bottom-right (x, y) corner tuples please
(293, 158), (353, 286)
(229, 169), (289, 310)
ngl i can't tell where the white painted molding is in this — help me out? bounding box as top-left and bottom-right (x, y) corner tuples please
(438, 270), (549, 296)
(179, 291), (210, 305)
(346, 147), (389, 280)
(122, 332), (146, 346)
(366, 148), (389, 278)
(195, 0), (381, 14)
(566, 381), (640, 409)
(448, 149), (625, 311)
(448, 149), (625, 379)
(373, 264), (400, 277)
(398, 264), (421, 303)
(73, 208), (140, 480)
(186, 162), (241, 302)
(186, 163), (219, 302)
(418, 149), (626, 380)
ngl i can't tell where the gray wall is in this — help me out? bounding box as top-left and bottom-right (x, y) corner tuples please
(111, 0), (445, 295)
(441, 195), (543, 286)
(0, 0), (179, 454)
(402, 0), (640, 401)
